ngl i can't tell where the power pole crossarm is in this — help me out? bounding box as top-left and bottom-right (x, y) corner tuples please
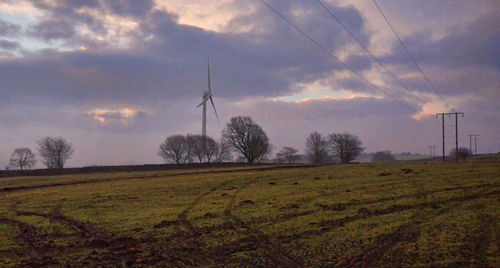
(469, 134), (480, 154)
(436, 112), (464, 161)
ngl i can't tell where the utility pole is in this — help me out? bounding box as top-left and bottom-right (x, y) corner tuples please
(436, 112), (464, 161)
(469, 134), (479, 154)
(428, 145), (436, 158)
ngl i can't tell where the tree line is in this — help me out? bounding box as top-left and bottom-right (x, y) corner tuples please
(5, 115), (370, 170)
(159, 116), (365, 165)
(5, 115), (475, 170)
(5, 137), (74, 170)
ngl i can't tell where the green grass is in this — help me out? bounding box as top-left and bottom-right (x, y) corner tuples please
(0, 161), (498, 267)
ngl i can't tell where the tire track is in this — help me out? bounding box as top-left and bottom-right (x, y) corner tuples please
(155, 177), (248, 266)
(217, 177), (305, 267)
(215, 183), (499, 229)
(454, 213), (495, 267)
(0, 165), (316, 193)
(0, 217), (59, 266)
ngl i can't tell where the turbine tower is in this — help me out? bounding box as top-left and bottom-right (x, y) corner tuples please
(197, 55), (219, 137)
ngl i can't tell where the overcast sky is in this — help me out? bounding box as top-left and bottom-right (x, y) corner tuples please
(1, 0), (499, 168)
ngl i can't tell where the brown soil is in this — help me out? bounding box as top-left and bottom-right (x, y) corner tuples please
(317, 203), (346, 211)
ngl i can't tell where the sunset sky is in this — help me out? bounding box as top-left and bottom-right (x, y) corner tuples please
(1, 0), (499, 168)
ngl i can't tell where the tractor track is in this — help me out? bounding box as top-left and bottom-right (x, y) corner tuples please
(312, 190), (500, 234)
(0, 165), (316, 193)
(0, 217), (61, 266)
(217, 177), (305, 267)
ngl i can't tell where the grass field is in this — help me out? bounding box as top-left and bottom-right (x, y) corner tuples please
(0, 160), (499, 267)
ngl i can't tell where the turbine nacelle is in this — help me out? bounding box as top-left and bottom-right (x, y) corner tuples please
(197, 91), (211, 107)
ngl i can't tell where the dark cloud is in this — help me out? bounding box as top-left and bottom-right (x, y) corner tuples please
(103, 0), (155, 18)
(385, 11), (500, 70)
(0, 18), (21, 37)
(1, 0), (499, 168)
(2, 1), (375, 108)
(29, 18), (76, 41)
(0, 39), (20, 50)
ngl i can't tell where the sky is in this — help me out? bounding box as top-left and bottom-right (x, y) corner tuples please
(0, 0), (499, 168)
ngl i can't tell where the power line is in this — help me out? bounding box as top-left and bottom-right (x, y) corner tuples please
(372, 0), (450, 109)
(316, 0), (436, 113)
(258, 0), (419, 113)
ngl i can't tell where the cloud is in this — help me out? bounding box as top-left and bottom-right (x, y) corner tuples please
(29, 18), (76, 41)
(0, 0), (499, 168)
(87, 107), (140, 125)
(0, 18), (21, 37)
(0, 39), (20, 50)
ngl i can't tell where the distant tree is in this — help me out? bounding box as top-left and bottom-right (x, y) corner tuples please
(158, 135), (187, 164)
(184, 134), (197, 163)
(371, 151), (396, 163)
(192, 135), (219, 163)
(203, 137), (219, 163)
(305, 132), (328, 164)
(222, 116), (272, 164)
(275, 154), (285, 164)
(191, 135), (206, 163)
(327, 132), (364, 163)
(37, 137), (74, 169)
(8, 148), (36, 170)
(215, 139), (233, 162)
(449, 147), (472, 160)
(276, 146), (300, 164)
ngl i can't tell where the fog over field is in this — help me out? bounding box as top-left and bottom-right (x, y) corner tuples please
(1, 0), (499, 168)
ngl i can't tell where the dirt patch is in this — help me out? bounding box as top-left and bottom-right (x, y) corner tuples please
(240, 200), (255, 205)
(378, 172), (391, 176)
(154, 220), (178, 229)
(0, 217), (60, 266)
(269, 182), (276, 185)
(281, 203), (300, 210)
(401, 168), (417, 174)
(357, 207), (372, 217)
(317, 203), (346, 211)
(202, 213), (218, 219)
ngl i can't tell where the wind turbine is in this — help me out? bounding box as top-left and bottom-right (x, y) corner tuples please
(197, 55), (219, 137)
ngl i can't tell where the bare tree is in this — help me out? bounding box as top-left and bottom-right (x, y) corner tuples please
(203, 137), (219, 163)
(221, 116), (272, 164)
(449, 147), (472, 161)
(8, 148), (36, 170)
(189, 135), (219, 163)
(158, 135), (187, 164)
(215, 139), (233, 162)
(184, 134), (197, 163)
(37, 137), (74, 169)
(276, 146), (300, 164)
(305, 132), (328, 164)
(192, 135), (206, 163)
(327, 132), (364, 163)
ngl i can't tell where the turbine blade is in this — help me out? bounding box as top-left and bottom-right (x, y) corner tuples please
(196, 100), (205, 108)
(210, 96), (219, 123)
(207, 55), (212, 94)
